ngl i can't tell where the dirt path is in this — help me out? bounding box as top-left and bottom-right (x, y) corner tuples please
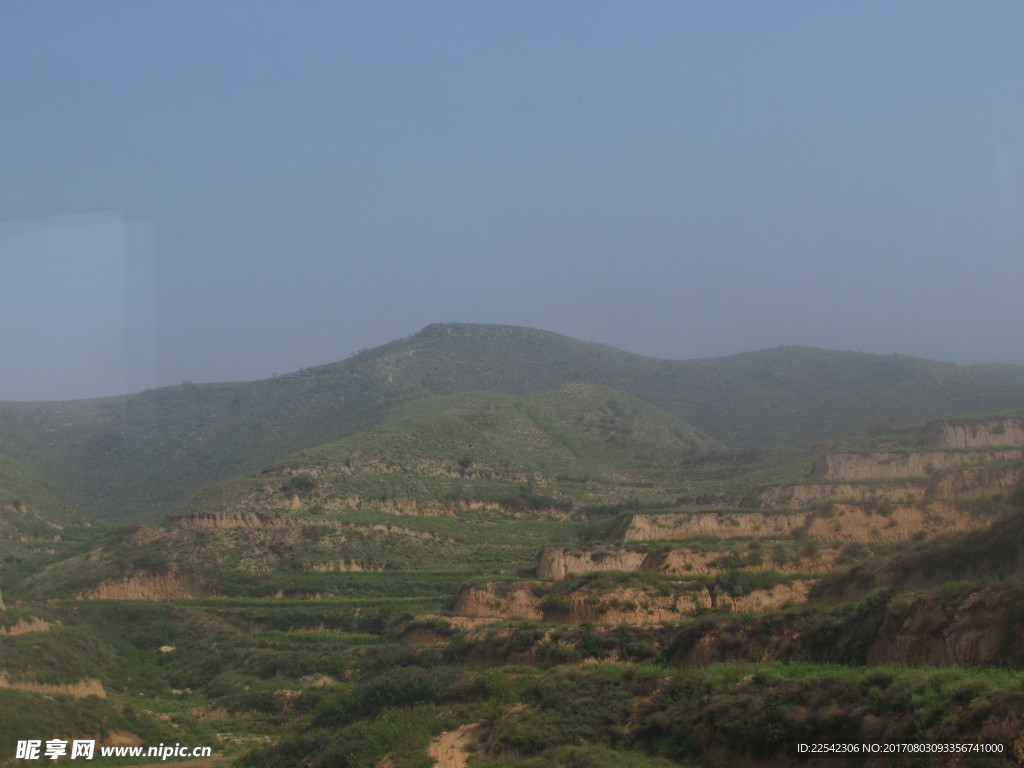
(427, 723), (479, 768)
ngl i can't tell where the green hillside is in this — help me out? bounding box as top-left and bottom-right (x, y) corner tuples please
(20, 384), (721, 600)
(1, 324), (1022, 522)
(0, 454), (87, 594)
(5, 332), (1024, 766)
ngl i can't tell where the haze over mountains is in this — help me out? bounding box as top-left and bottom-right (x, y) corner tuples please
(2, 323), (1024, 523)
(5, 323), (1024, 766)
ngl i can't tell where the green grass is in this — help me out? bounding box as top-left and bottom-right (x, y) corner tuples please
(3, 323), (1023, 526)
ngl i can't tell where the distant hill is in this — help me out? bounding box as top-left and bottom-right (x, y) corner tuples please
(1, 323), (1023, 522)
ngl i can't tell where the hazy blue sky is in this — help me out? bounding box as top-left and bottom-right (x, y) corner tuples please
(2, 2), (1022, 400)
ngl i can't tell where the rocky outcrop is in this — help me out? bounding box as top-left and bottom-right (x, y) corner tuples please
(812, 450), (1023, 481)
(925, 418), (1024, 449)
(800, 502), (990, 542)
(80, 572), (214, 600)
(926, 463), (1024, 499)
(553, 581), (811, 624)
(454, 579), (811, 624)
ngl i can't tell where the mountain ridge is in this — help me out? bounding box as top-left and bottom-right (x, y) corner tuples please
(1, 322), (1023, 521)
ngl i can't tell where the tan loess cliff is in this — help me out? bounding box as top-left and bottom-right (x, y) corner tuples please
(747, 482), (926, 508)
(0, 617), (51, 635)
(81, 572), (214, 600)
(924, 417), (1024, 449)
(651, 546), (847, 575)
(621, 512), (805, 541)
(812, 450), (1023, 481)
(303, 560), (381, 572)
(535, 548), (648, 579)
(621, 500), (1000, 544)
(451, 582), (545, 620)
(454, 579), (812, 624)
(800, 502), (995, 543)
(925, 463), (1024, 498)
(554, 581), (812, 624)
(538, 545), (850, 579)
(169, 511), (301, 529)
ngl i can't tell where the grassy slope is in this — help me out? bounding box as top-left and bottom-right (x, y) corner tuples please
(0, 323), (1022, 523)
(7, 414), (1024, 766)
(21, 384), (718, 599)
(0, 454), (89, 595)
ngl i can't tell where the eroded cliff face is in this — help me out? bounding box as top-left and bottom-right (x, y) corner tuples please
(0, 672), (106, 699)
(747, 482), (926, 508)
(537, 546), (848, 579)
(0, 617), (51, 635)
(81, 572), (214, 600)
(927, 463), (1024, 498)
(451, 583), (545, 620)
(536, 548), (648, 579)
(303, 560), (381, 572)
(866, 587), (1023, 666)
(621, 501), (998, 544)
(622, 512), (805, 541)
(812, 450), (1023, 481)
(453, 579), (811, 624)
(925, 418), (1024, 449)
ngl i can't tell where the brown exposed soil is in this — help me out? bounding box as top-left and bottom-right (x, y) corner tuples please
(452, 583), (544, 620)
(427, 723), (479, 768)
(621, 500), (1000, 544)
(453, 580), (812, 624)
(538, 545), (848, 579)
(867, 587), (1023, 666)
(925, 418), (1024, 449)
(0, 617), (51, 635)
(812, 450), (1023, 481)
(81, 572), (214, 600)
(0, 672), (106, 698)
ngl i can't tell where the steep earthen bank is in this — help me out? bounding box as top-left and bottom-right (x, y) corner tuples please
(550, 581), (811, 624)
(668, 584), (1024, 670)
(81, 572), (214, 600)
(746, 481), (926, 508)
(536, 548), (648, 579)
(169, 511), (301, 528)
(925, 418), (1024, 449)
(746, 461), (1023, 509)
(452, 582), (545, 620)
(0, 672), (106, 699)
(621, 512), (804, 541)
(867, 587), (1024, 666)
(0, 617), (51, 635)
(440, 581), (1024, 671)
(451, 579), (811, 624)
(621, 502), (998, 543)
(537, 545), (848, 579)
(812, 450), (1023, 481)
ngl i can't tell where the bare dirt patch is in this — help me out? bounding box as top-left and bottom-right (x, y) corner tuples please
(427, 723), (479, 768)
